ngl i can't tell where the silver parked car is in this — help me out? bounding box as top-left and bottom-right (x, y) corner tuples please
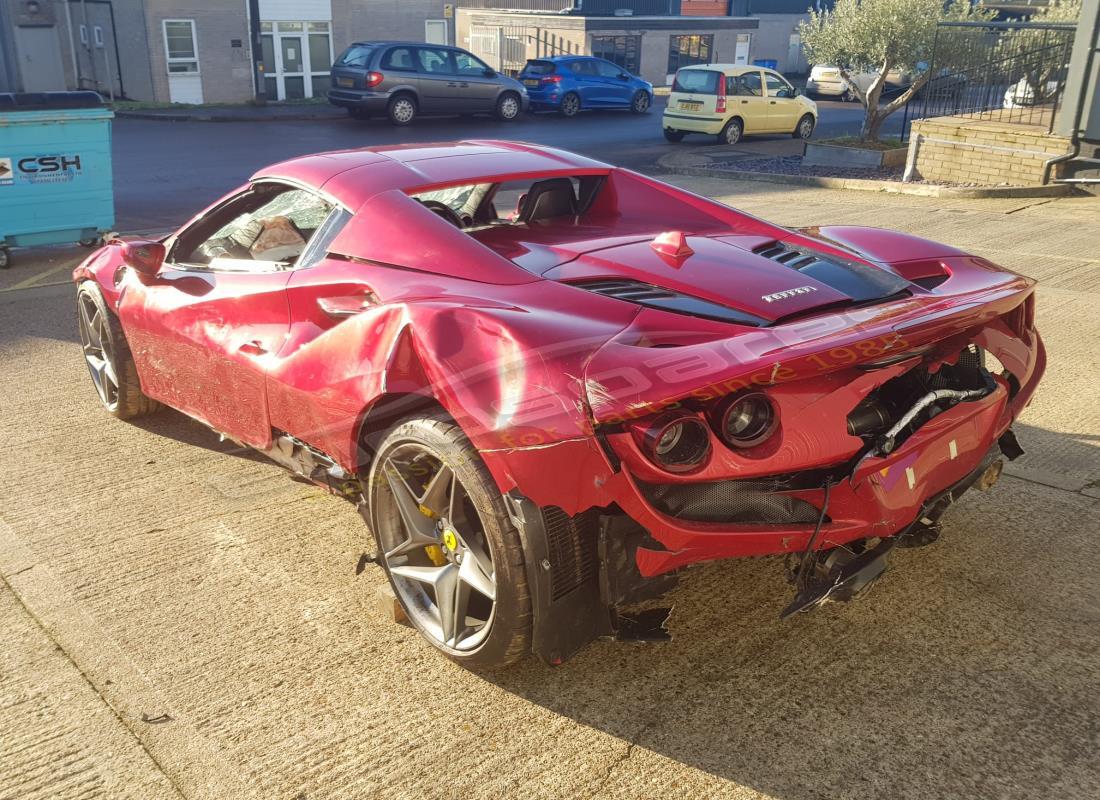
(328, 41), (529, 125)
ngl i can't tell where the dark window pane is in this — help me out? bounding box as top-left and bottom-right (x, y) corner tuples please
(590, 35), (640, 74)
(284, 76), (305, 100)
(311, 75), (329, 97)
(309, 34), (330, 72)
(336, 44), (374, 68)
(668, 34), (714, 74)
(454, 51), (488, 76)
(524, 60), (555, 75)
(382, 46), (415, 71)
(261, 34), (275, 74)
(264, 76), (277, 98)
(672, 68), (718, 94)
(417, 47), (453, 74)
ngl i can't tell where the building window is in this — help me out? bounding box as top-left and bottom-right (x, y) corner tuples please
(163, 20), (199, 74)
(667, 34), (713, 75)
(591, 35), (641, 75)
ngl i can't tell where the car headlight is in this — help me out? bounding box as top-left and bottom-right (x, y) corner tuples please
(713, 392), (777, 448)
(634, 413), (711, 473)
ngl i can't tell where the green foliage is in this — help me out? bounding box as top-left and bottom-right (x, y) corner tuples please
(799, 0), (994, 141)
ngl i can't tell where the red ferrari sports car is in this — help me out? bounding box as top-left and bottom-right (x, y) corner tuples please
(74, 141), (1044, 667)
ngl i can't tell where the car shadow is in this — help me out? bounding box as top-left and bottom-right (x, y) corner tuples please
(479, 423), (1099, 798)
(129, 408), (268, 464)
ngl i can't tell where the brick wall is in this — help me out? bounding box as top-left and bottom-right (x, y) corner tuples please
(905, 117), (1073, 186)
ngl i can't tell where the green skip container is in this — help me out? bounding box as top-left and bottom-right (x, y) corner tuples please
(0, 91), (115, 269)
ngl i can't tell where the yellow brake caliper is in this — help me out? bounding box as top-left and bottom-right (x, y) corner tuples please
(420, 503), (447, 567)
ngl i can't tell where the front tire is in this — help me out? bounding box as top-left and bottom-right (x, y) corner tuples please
(76, 282), (159, 419)
(718, 117), (743, 145)
(495, 91), (521, 122)
(387, 94), (417, 126)
(367, 416), (531, 669)
(630, 90), (650, 114)
(559, 92), (580, 118)
(793, 113), (815, 140)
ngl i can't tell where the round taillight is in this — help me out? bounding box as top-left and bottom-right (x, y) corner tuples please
(637, 413), (711, 473)
(715, 392), (776, 448)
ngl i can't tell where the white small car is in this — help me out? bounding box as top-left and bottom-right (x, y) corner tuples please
(806, 64), (912, 101)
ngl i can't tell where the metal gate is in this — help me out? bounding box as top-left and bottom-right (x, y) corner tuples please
(469, 25), (582, 75)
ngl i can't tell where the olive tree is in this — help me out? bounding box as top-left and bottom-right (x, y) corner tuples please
(799, 0), (993, 143)
(997, 0), (1081, 104)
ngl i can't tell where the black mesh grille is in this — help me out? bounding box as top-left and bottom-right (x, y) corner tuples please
(639, 478), (823, 524)
(542, 506), (599, 601)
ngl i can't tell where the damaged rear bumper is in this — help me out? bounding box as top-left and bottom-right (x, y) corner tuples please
(613, 381), (1014, 576)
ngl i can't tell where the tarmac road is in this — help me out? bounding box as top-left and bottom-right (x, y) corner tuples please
(111, 96), (896, 232)
(1, 177), (1098, 800)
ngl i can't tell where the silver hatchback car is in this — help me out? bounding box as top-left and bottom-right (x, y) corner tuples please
(328, 40), (529, 125)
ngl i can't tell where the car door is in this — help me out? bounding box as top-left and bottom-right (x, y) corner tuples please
(569, 59), (602, 106)
(451, 49), (497, 111)
(733, 71), (768, 133)
(116, 182), (335, 448)
(764, 71), (802, 132)
(415, 46), (457, 112)
(594, 59), (633, 106)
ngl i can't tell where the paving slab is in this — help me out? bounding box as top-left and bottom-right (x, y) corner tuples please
(0, 580), (181, 800)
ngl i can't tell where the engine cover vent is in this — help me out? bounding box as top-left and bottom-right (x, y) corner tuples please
(570, 278), (768, 327)
(752, 241), (911, 303)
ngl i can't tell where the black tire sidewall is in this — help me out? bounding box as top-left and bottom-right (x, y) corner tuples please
(560, 93), (580, 117)
(76, 281), (156, 419)
(796, 114), (815, 139)
(366, 416), (531, 669)
(721, 119), (742, 145)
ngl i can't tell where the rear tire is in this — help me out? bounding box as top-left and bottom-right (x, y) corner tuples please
(793, 113), (815, 140)
(718, 118), (743, 145)
(495, 91), (521, 122)
(367, 416), (532, 669)
(559, 92), (580, 118)
(387, 94), (417, 126)
(0, 248), (9, 269)
(663, 129), (684, 143)
(630, 90), (650, 114)
(76, 282), (159, 420)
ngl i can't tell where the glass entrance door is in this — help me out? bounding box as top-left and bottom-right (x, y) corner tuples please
(278, 28), (307, 100)
(260, 21), (332, 101)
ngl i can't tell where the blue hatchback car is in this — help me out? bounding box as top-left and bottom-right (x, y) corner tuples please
(518, 56), (653, 117)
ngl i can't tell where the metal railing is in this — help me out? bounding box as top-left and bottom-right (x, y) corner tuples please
(903, 20), (1077, 138)
(469, 25), (583, 75)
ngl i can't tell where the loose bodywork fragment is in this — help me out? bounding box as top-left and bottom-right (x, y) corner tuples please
(73, 141), (1045, 667)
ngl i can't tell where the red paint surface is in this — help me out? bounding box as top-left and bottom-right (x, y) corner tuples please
(74, 141), (1045, 573)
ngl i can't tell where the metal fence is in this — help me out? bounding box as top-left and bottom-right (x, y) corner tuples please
(903, 21), (1077, 138)
(469, 26), (583, 75)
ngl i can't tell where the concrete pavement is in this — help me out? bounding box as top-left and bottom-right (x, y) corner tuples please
(1, 178), (1098, 800)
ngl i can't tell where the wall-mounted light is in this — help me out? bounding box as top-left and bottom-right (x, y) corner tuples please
(27, 1), (42, 14)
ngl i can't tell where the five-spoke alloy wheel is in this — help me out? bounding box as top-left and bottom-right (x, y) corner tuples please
(367, 417), (531, 668)
(76, 282), (158, 419)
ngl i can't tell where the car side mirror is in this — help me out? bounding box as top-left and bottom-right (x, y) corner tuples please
(118, 240), (165, 277)
(483, 68), (496, 78)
